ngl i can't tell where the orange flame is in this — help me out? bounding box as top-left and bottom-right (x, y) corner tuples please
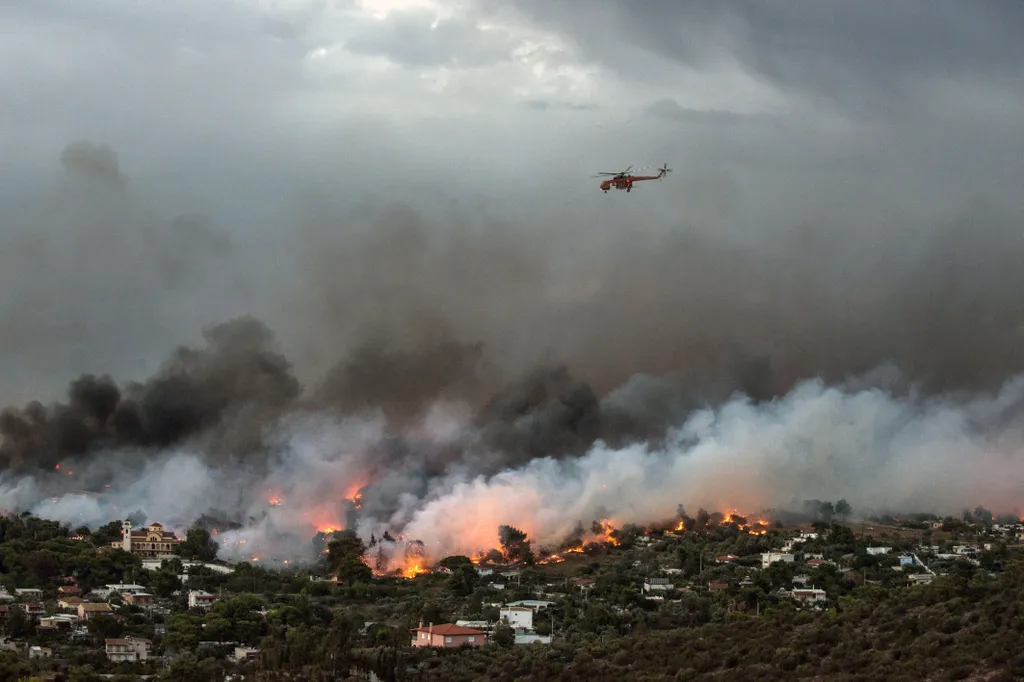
(595, 520), (620, 546)
(401, 561), (426, 578)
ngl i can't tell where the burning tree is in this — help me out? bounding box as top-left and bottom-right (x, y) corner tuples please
(325, 529), (372, 584)
(498, 524), (534, 565)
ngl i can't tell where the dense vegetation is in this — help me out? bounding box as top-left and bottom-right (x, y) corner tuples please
(1, 510), (1022, 681)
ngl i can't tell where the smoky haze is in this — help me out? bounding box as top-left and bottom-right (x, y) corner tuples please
(1, 136), (1023, 566)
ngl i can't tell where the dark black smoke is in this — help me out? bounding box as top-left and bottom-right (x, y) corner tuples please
(0, 316), (300, 472)
(314, 338), (486, 426)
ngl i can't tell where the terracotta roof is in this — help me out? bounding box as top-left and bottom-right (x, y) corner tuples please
(59, 597), (85, 604)
(81, 603), (113, 611)
(413, 624), (487, 636)
(129, 530), (178, 540)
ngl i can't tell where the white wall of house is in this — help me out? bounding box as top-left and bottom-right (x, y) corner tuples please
(500, 607), (533, 630)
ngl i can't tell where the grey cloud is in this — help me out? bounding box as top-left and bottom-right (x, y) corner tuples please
(344, 8), (520, 68)
(525, 99), (600, 112)
(645, 99), (775, 125)
(493, 0), (1024, 113)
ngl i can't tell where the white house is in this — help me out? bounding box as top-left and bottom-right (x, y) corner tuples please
(500, 606), (534, 631)
(762, 552), (795, 569)
(866, 547), (891, 556)
(105, 636), (151, 662)
(790, 588), (827, 604)
(188, 590), (218, 610)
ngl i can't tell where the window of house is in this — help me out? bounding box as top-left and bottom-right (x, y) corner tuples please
(468, 636), (475, 643)
(444, 637), (452, 644)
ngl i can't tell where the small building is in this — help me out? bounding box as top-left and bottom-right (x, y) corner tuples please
(411, 623), (487, 648)
(105, 635), (151, 662)
(499, 606), (533, 630)
(38, 614), (78, 630)
(762, 552), (795, 569)
(28, 646), (52, 659)
(643, 577), (671, 592)
(866, 547), (891, 556)
(122, 592), (154, 607)
(791, 588), (827, 604)
(78, 603), (114, 621)
(188, 590), (218, 610)
(112, 521), (181, 558)
(234, 647), (260, 662)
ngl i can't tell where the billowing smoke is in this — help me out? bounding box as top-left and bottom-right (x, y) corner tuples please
(2, 141), (1024, 569)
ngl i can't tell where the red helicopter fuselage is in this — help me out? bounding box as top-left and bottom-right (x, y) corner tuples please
(599, 168), (668, 193)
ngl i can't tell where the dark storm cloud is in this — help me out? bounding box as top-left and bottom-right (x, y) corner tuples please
(494, 0), (1024, 112)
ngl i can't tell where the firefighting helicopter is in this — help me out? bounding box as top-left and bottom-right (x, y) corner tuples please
(593, 163), (672, 193)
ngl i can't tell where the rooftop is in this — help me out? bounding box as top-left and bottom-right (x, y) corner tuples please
(412, 624), (487, 636)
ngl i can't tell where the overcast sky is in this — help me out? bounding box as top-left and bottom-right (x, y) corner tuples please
(2, 0), (1023, 402)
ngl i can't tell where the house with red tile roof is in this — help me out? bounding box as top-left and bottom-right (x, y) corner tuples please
(410, 623), (487, 648)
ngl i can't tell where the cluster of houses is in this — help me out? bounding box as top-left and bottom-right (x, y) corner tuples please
(0, 520), (238, 665)
(0, 579), (229, 663)
(632, 527), (1000, 608)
